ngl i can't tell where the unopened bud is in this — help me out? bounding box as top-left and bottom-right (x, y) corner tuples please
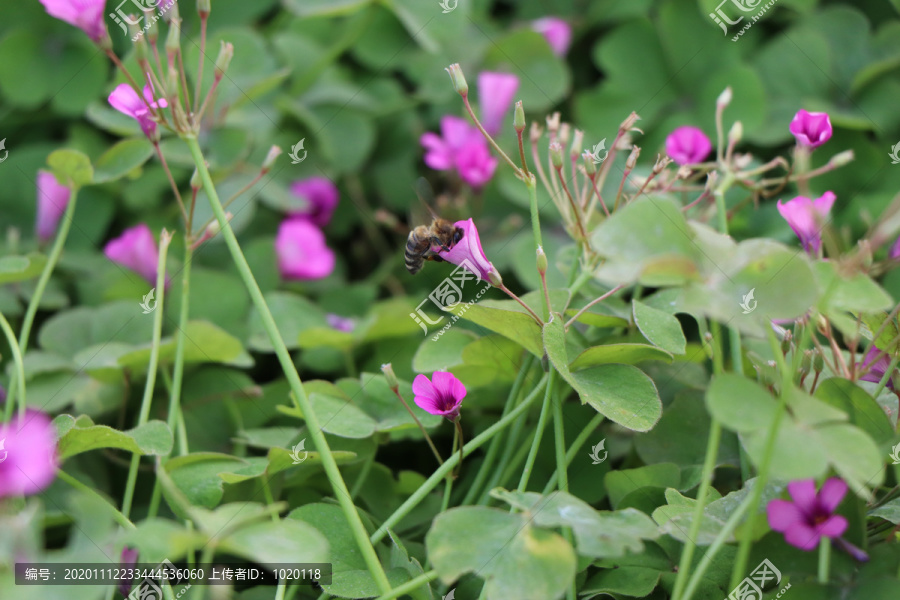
(191, 165), (204, 191)
(165, 1), (180, 22)
(536, 246), (548, 276)
(546, 112), (561, 136)
(625, 146), (641, 170)
(214, 41), (234, 79)
(165, 65), (179, 97)
(529, 121), (543, 144)
(129, 20), (148, 62)
(619, 111), (640, 132)
(653, 154), (672, 175)
(558, 123), (571, 147)
(549, 142), (564, 169)
(781, 329), (792, 355)
(165, 17), (181, 54)
(582, 151), (597, 175)
(829, 150), (854, 167)
(488, 267), (503, 287)
(514, 101), (525, 133)
(381, 363), (400, 391)
(717, 86), (733, 109)
(262, 145), (282, 173)
(445, 63), (468, 97)
(570, 129), (583, 157)
(197, 0), (211, 17)
(800, 350), (812, 374)
(728, 121), (743, 145)
(813, 351), (824, 373)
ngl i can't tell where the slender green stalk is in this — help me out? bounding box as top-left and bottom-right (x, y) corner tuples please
(550, 382), (576, 600)
(57, 470), (136, 530)
(262, 477), (278, 521)
(373, 570), (440, 600)
(478, 398), (529, 505)
(818, 538), (831, 583)
(873, 354), (900, 399)
(122, 231), (171, 519)
(371, 374), (549, 544)
(184, 135), (392, 594)
(4, 191), (78, 419)
(391, 386), (442, 466)
(525, 175), (551, 322)
(275, 581), (287, 600)
(517, 370), (557, 492)
(441, 426), (458, 512)
(350, 450), (376, 500)
(0, 312), (26, 421)
(542, 413), (604, 495)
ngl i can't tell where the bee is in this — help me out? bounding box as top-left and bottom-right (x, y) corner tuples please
(405, 218), (463, 275)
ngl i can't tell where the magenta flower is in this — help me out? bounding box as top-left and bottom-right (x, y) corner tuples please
(767, 478), (848, 551)
(39, 0), (108, 43)
(665, 126), (712, 166)
(412, 371), (466, 421)
(326, 314), (356, 333)
(860, 345), (894, 389)
(891, 236), (900, 260)
(439, 218), (496, 281)
(421, 116), (498, 189)
(275, 218), (335, 280)
(532, 17), (572, 56)
(35, 170), (72, 243)
(0, 410), (58, 499)
(104, 223), (168, 287)
(289, 177), (339, 227)
(108, 84), (167, 140)
(478, 72), (520, 136)
(790, 109), (832, 149)
(118, 547), (139, 596)
(776, 191), (836, 254)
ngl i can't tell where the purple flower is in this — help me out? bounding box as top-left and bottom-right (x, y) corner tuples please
(35, 170), (72, 243)
(0, 410), (58, 499)
(767, 478), (847, 551)
(104, 223), (168, 287)
(118, 547), (139, 597)
(421, 116), (498, 189)
(889, 236), (900, 260)
(39, 0), (108, 43)
(439, 218), (496, 281)
(776, 191), (836, 255)
(532, 17), (572, 56)
(275, 219), (335, 280)
(412, 371), (466, 421)
(860, 345), (894, 389)
(665, 126), (712, 166)
(478, 72), (520, 136)
(326, 314), (355, 333)
(790, 109), (832, 149)
(108, 84), (167, 140)
(289, 177), (339, 227)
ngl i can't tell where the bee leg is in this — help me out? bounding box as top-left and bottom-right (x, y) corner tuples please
(430, 236), (452, 253)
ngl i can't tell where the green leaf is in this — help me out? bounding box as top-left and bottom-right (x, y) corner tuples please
(164, 453), (259, 508)
(582, 566), (661, 598)
(544, 316), (662, 431)
(814, 379), (895, 444)
(445, 299), (543, 356)
(356, 298), (425, 342)
(247, 292), (327, 352)
(412, 328), (475, 373)
(53, 415), (173, 460)
(47, 148), (93, 188)
(706, 374), (778, 433)
(219, 518), (330, 566)
(492, 490), (659, 559)
(297, 327), (355, 351)
(869, 498), (900, 524)
(92, 138), (154, 184)
(117, 320), (251, 369)
(426, 506), (576, 600)
(605, 463), (681, 509)
(569, 343), (673, 370)
(282, 0), (368, 16)
(483, 30), (570, 113)
(816, 262), (893, 313)
(632, 301), (686, 355)
(0, 253), (47, 284)
(279, 382), (378, 439)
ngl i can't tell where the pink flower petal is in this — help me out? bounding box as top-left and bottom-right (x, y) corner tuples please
(532, 17), (572, 56)
(815, 514), (847, 538)
(767, 499), (803, 532)
(440, 218), (495, 281)
(478, 72), (520, 136)
(817, 478), (847, 513)
(275, 219), (335, 280)
(783, 522), (821, 551)
(104, 223), (166, 287)
(787, 479), (818, 515)
(35, 170), (72, 242)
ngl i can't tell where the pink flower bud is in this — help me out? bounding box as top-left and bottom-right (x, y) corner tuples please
(665, 126), (712, 166)
(776, 191), (836, 255)
(35, 170), (72, 243)
(531, 17), (572, 57)
(39, 0), (108, 44)
(789, 109), (832, 148)
(478, 71), (519, 136)
(275, 219), (335, 280)
(104, 223), (169, 287)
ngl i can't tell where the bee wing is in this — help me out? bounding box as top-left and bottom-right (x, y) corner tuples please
(409, 177), (439, 227)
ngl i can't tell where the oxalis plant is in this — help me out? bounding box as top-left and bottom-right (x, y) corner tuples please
(3, 2), (900, 600)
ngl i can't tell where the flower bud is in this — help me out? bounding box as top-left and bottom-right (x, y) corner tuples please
(262, 145), (282, 173)
(128, 20), (148, 62)
(728, 120), (743, 145)
(548, 142), (564, 169)
(717, 86), (733, 109)
(214, 41), (234, 79)
(625, 146), (641, 170)
(780, 329), (792, 355)
(813, 350), (824, 373)
(514, 100), (525, 133)
(191, 165), (204, 191)
(445, 63), (468, 97)
(582, 151), (597, 175)
(546, 112), (560, 136)
(529, 121), (543, 144)
(166, 1), (180, 22)
(829, 149), (854, 167)
(558, 123), (571, 148)
(800, 350), (812, 375)
(197, 0), (211, 17)
(570, 129), (583, 157)
(536, 246), (548, 276)
(704, 170), (718, 191)
(381, 363), (400, 392)
(165, 65), (179, 98)
(165, 17), (181, 55)
(619, 111), (640, 132)
(488, 267), (503, 287)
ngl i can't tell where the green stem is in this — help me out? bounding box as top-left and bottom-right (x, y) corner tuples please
(542, 413), (604, 495)
(350, 449), (376, 500)
(0, 312), (26, 421)
(373, 570), (440, 600)
(526, 175), (551, 322)
(4, 190), (78, 420)
(275, 581), (287, 600)
(441, 426), (458, 512)
(371, 374), (549, 544)
(517, 370), (556, 493)
(262, 477), (278, 521)
(56, 470), (136, 530)
(818, 538), (831, 583)
(121, 231), (171, 519)
(551, 381), (576, 600)
(184, 135), (392, 595)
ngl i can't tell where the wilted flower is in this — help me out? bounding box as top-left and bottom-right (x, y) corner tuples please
(438, 218), (496, 281)
(532, 17), (572, 56)
(275, 218), (335, 280)
(767, 478), (847, 551)
(35, 170), (72, 242)
(421, 116), (498, 189)
(39, 0), (108, 43)
(118, 547), (139, 597)
(776, 191), (836, 254)
(108, 84), (168, 140)
(790, 109), (832, 149)
(326, 313), (355, 333)
(289, 177), (339, 227)
(665, 126), (712, 166)
(412, 371), (466, 421)
(860, 345), (894, 389)
(478, 72), (520, 136)
(0, 410), (58, 499)
(104, 223), (168, 287)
